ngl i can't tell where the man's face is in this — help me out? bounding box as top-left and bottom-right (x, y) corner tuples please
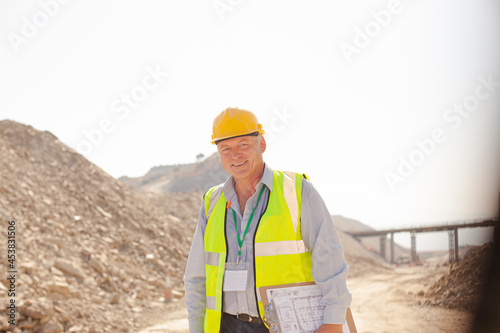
(217, 135), (266, 184)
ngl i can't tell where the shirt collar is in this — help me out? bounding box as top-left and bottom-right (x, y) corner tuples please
(260, 163), (274, 192)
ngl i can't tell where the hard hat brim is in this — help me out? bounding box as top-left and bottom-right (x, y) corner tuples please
(211, 129), (265, 145)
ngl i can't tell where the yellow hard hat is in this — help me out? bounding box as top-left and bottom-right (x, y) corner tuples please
(211, 108), (265, 144)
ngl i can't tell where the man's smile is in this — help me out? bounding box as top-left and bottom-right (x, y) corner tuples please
(232, 161), (247, 167)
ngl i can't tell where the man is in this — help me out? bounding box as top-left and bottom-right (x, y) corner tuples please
(184, 108), (351, 332)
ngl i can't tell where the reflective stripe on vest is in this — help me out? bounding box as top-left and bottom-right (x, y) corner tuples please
(203, 187), (227, 332)
(203, 171), (314, 331)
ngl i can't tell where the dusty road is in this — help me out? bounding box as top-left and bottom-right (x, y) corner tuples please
(139, 265), (472, 333)
(348, 265), (472, 333)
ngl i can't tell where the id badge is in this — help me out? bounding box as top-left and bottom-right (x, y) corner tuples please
(223, 262), (248, 292)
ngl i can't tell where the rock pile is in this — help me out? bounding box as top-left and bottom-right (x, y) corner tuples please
(0, 120), (201, 332)
(119, 153), (228, 194)
(424, 243), (493, 312)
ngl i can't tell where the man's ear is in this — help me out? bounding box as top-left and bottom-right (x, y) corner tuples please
(259, 135), (267, 153)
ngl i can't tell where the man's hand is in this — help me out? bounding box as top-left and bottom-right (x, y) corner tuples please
(315, 323), (343, 333)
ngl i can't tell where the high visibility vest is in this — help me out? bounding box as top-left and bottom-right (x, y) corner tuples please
(203, 170), (314, 332)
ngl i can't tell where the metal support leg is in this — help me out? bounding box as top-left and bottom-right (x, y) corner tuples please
(410, 232), (417, 264)
(448, 229), (455, 263)
(380, 236), (386, 261)
(454, 227), (459, 263)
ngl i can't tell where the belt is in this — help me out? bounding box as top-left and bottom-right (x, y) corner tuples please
(227, 312), (262, 323)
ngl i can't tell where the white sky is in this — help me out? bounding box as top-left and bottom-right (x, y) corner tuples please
(1, 0), (499, 250)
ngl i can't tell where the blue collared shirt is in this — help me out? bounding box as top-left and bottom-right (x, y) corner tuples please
(184, 164), (352, 332)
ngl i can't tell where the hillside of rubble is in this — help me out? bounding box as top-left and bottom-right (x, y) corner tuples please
(0, 120), (202, 332)
(424, 242), (494, 312)
(119, 153), (228, 194)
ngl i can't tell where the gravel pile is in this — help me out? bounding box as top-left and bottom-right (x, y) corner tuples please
(425, 243), (493, 312)
(0, 120), (201, 332)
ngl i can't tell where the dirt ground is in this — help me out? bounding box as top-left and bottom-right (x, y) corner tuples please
(137, 265), (473, 333)
(347, 265), (472, 333)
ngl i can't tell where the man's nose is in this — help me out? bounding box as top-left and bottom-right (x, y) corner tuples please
(231, 147), (242, 159)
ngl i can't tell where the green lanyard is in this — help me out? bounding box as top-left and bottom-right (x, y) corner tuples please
(232, 185), (266, 264)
